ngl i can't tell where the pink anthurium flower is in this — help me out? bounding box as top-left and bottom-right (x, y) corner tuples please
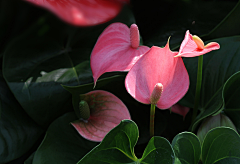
(90, 22), (150, 85)
(175, 30), (220, 57)
(171, 104), (190, 119)
(125, 43), (189, 110)
(71, 90), (131, 142)
(25, 0), (129, 26)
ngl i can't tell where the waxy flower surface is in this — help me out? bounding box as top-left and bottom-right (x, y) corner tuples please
(175, 30), (220, 57)
(71, 90), (130, 142)
(125, 43), (189, 109)
(91, 22), (150, 85)
(26, 0), (129, 26)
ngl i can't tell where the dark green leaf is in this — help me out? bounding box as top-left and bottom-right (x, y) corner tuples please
(202, 127), (240, 164)
(214, 157), (240, 164)
(172, 132), (201, 164)
(2, 6), (135, 127)
(203, 1), (240, 41)
(32, 112), (98, 164)
(0, 73), (43, 163)
(223, 71), (240, 133)
(142, 1), (236, 48)
(78, 120), (139, 163)
(78, 120), (175, 164)
(140, 137), (175, 164)
(179, 36), (240, 131)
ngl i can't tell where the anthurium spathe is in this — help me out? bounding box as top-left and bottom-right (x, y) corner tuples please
(25, 0), (129, 26)
(171, 104), (190, 119)
(71, 90), (131, 142)
(125, 44), (189, 109)
(90, 22), (150, 85)
(175, 30), (220, 57)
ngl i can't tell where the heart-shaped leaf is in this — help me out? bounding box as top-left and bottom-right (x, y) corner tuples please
(180, 36), (240, 131)
(0, 73), (43, 163)
(78, 119), (175, 164)
(140, 136), (175, 164)
(202, 127), (240, 164)
(32, 112), (98, 164)
(172, 132), (201, 164)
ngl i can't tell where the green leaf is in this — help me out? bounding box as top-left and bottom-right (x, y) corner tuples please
(143, 1), (236, 48)
(214, 157), (240, 164)
(2, 6), (135, 127)
(172, 132), (201, 164)
(32, 112), (98, 164)
(203, 1), (240, 41)
(223, 71), (240, 132)
(78, 120), (175, 164)
(202, 127), (240, 164)
(180, 36), (240, 131)
(140, 137), (175, 164)
(0, 73), (43, 163)
(78, 120), (139, 163)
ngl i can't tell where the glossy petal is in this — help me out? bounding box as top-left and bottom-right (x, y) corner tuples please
(91, 22), (150, 84)
(25, 0), (129, 26)
(71, 90), (131, 142)
(171, 104), (190, 118)
(175, 30), (220, 57)
(125, 44), (189, 109)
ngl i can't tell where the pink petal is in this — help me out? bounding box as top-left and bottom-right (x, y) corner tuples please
(90, 22), (150, 84)
(171, 104), (190, 118)
(25, 0), (129, 26)
(125, 44), (189, 109)
(71, 90), (130, 142)
(175, 30), (220, 57)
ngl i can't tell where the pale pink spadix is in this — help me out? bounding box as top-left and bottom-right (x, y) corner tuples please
(90, 22), (150, 85)
(130, 24), (139, 49)
(175, 30), (220, 57)
(150, 83), (163, 105)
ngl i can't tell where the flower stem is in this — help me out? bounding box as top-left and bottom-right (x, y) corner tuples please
(150, 104), (156, 137)
(191, 55), (203, 131)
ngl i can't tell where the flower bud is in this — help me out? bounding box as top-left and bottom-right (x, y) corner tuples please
(197, 114), (237, 144)
(75, 100), (90, 121)
(192, 35), (204, 50)
(130, 24), (140, 49)
(150, 83), (163, 105)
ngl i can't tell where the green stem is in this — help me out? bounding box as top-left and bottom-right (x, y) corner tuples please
(150, 104), (156, 137)
(191, 55), (203, 131)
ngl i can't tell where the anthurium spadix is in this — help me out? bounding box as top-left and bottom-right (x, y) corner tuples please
(125, 44), (189, 109)
(175, 30), (220, 57)
(71, 90), (131, 142)
(90, 22), (150, 85)
(25, 0), (129, 26)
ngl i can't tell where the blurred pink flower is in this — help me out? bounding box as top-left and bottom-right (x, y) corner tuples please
(171, 104), (190, 118)
(175, 30), (220, 57)
(90, 22), (150, 85)
(25, 0), (129, 26)
(125, 43), (189, 110)
(71, 90), (131, 142)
